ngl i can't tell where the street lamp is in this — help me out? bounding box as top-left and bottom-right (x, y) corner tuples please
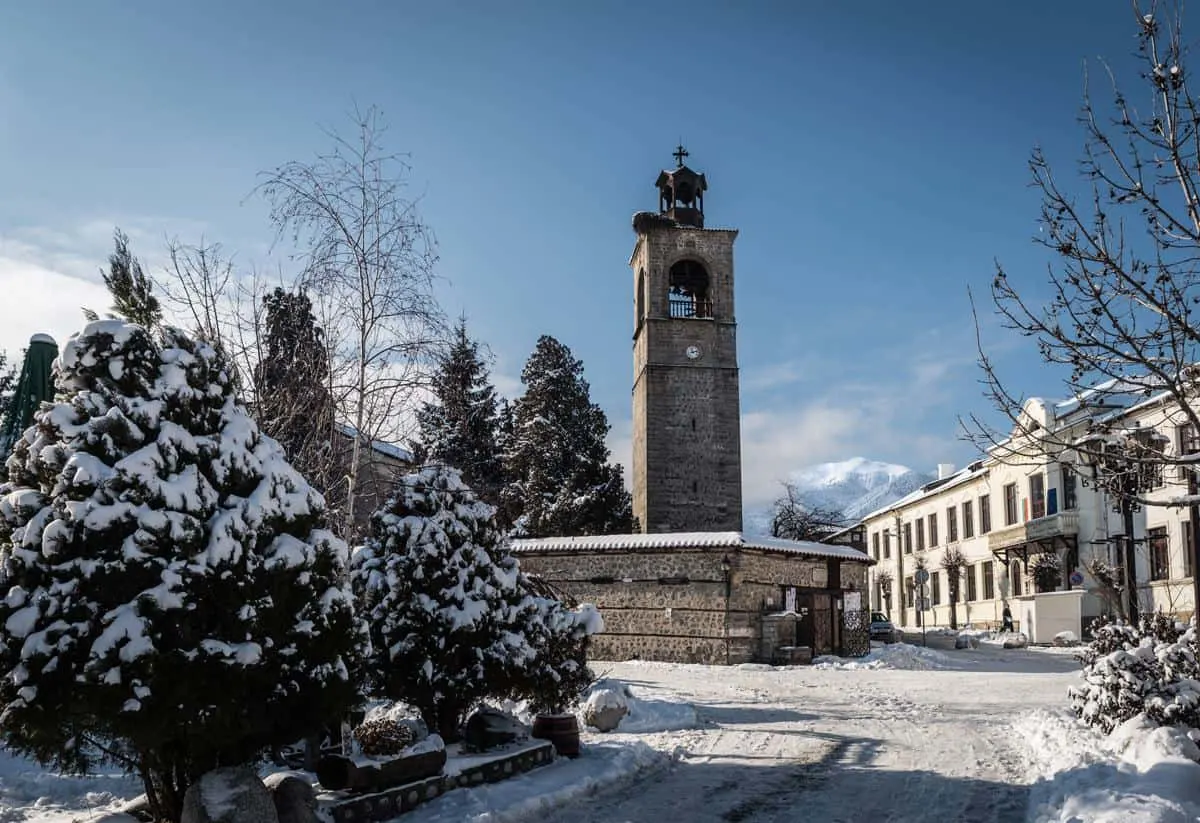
(1077, 423), (1166, 623)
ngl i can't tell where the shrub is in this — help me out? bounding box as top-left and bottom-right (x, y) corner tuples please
(1070, 614), (1200, 733)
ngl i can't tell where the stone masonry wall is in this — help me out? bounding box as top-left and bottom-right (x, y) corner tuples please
(630, 222), (742, 534)
(516, 547), (866, 665)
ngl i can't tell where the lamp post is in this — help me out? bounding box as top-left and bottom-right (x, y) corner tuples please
(1078, 424), (1166, 624)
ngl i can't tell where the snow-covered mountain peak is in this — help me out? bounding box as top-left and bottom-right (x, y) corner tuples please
(789, 457), (915, 491)
(783, 457), (934, 523)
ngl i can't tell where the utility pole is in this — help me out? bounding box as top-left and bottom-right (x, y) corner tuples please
(1189, 470), (1200, 625)
(1121, 498), (1139, 624)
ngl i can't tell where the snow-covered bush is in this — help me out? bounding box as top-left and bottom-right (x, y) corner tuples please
(349, 465), (536, 740)
(514, 600), (603, 715)
(1070, 614), (1200, 733)
(0, 321), (367, 822)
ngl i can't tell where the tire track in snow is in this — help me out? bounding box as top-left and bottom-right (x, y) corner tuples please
(532, 655), (1074, 823)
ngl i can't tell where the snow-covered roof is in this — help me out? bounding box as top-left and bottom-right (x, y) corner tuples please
(335, 423), (414, 463)
(510, 531), (870, 562)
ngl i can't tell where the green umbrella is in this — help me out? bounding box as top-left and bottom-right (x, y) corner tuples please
(1, 333), (59, 455)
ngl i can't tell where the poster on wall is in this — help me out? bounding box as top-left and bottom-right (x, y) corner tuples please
(784, 586), (797, 613)
(844, 591), (862, 612)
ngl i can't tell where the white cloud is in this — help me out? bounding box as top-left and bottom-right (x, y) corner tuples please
(740, 404), (870, 508)
(0, 255), (109, 360)
(741, 356), (820, 392)
(0, 216), (217, 367)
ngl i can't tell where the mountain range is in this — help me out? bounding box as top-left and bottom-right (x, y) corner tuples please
(745, 457), (934, 534)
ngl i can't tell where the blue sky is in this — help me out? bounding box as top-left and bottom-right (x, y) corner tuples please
(0, 1), (1152, 507)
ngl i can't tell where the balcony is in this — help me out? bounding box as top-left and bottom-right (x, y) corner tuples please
(988, 510), (1080, 553)
(669, 298), (713, 319)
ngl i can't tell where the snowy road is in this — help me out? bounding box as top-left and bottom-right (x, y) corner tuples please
(536, 649), (1080, 823)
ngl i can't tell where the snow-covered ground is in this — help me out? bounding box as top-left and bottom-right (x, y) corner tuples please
(6, 643), (1200, 822)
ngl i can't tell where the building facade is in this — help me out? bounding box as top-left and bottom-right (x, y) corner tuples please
(863, 392), (1200, 641)
(512, 532), (869, 664)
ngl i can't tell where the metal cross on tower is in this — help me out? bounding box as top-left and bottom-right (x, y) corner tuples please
(673, 144), (689, 167)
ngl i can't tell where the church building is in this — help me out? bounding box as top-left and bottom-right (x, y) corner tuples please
(512, 149), (872, 664)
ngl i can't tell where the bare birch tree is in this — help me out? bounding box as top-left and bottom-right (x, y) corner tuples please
(964, 2), (1200, 510)
(256, 105), (447, 537)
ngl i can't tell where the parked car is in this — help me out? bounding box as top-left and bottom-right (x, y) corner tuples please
(870, 611), (900, 644)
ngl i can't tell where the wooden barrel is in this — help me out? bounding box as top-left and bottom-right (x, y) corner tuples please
(531, 714), (581, 758)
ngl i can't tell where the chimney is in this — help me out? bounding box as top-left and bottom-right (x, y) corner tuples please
(937, 463), (955, 480)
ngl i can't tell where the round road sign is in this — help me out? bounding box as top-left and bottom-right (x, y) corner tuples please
(914, 568), (930, 585)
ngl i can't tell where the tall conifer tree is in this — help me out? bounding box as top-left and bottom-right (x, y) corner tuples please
(414, 320), (504, 507)
(254, 288), (337, 502)
(501, 335), (633, 537)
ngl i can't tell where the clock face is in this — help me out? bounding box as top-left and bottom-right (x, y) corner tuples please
(685, 345), (702, 360)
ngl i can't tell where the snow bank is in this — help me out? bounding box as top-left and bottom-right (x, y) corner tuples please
(1018, 708), (1200, 822)
(813, 642), (956, 671)
(982, 631), (1029, 649)
(0, 746), (140, 822)
(580, 679), (699, 733)
(403, 740), (670, 822)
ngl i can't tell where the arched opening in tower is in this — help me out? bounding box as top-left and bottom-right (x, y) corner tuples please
(636, 269), (646, 328)
(668, 260), (712, 319)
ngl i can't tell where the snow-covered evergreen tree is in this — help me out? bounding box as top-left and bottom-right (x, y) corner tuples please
(350, 465), (534, 740)
(514, 597), (603, 714)
(414, 320), (505, 508)
(0, 320), (366, 822)
(501, 335), (633, 537)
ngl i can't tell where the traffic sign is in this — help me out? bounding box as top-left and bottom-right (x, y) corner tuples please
(1069, 570), (1085, 587)
(914, 568), (930, 585)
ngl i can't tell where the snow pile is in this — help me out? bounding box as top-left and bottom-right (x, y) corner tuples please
(404, 740), (671, 822)
(978, 631), (1030, 649)
(1018, 708), (1200, 823)
(0, 746), (140, 821)
(580, 679), (699, 733)
(584, 683), (628, 714)
(814, 642), (956, 671)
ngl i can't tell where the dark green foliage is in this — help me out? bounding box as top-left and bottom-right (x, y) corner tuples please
(414, 320), (505, 508)
(0, 320), (366, 822)
(501, 335), (634, 537)
(253, 288), (337, 496)
(100, 229), (162, 328)
(514, 598), (600, 714)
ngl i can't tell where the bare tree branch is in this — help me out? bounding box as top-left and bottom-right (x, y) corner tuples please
(964, 1), (1200, 510)
(256, 104), (449, 537)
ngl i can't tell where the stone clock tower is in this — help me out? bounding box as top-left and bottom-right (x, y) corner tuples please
(630, 147), (743, 533)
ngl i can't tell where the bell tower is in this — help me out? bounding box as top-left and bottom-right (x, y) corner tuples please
(630, 147), (743, 534)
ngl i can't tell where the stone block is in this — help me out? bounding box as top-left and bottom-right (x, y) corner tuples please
(181, 767), (279, 823)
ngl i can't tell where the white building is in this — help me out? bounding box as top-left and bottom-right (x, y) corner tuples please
(861, 389), (1199, 641)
